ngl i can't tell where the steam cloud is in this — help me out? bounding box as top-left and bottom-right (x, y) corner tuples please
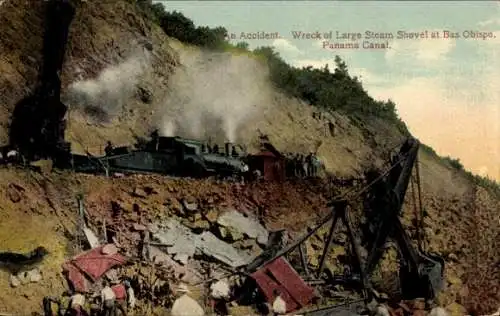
(66, 51), (150, 121)
(155, 51), (270, 143)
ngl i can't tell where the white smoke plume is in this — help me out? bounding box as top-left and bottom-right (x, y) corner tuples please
(66, 50), (151, 121)
(161, 120), (176, 137)
(156, 51), (271, 143)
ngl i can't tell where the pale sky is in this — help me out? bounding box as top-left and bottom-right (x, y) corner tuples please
(155, 1), (500, 181)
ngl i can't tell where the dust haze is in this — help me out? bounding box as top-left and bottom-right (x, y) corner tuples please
(155, 51), (271, 143)
(65, 49), (151, 121)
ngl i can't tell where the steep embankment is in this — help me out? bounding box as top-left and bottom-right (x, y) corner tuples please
(0, 0), (498, 315)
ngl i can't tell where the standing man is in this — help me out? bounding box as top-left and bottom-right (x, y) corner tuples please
(124, 280), (135, 310)
(101, 283), (116, 316)
(306, 153), (313, 177)
(328, 120), (335, 137)
(303, 154), (309, 178)
(104, 141), (113, 156)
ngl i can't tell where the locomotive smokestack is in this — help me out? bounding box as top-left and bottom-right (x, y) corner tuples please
(225, 142), (230, 156)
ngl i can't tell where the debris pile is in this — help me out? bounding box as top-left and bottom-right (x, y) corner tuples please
(23, 187), (452, 316)
(1, 146), (454, 315)
(35, 191), (310, 315)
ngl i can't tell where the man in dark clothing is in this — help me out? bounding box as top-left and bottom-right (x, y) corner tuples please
(301, 154), (308, 178)
(231, 146), (238, 157)
(311, 154), (320, 177)
(150, 129), (159, 140)
(285, 154), (294, 178)
(306, 153), (313, 177)
(297, 154), (304, 178)
(293, 154), (300, 178)
(213, 144), (219, 154)
(104, 141), (113, 156)
(43, 296), (64, 316)
(328, 121), (335, 136)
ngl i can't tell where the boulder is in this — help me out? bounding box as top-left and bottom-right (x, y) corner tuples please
(183, 218), (211, 231)
(148, 246), (203, 284)
(165, 198), (184, 216)
(132, 187), (148, 198)
(219, 226), (244, 242)
(204, 209), (219, 223)
(210, 280), (231, 299)
(9, 274), (20, 287)
(217, 209), (268, 245)
(152, 219), (197, 265)
(196, 231), (253, 268)
(171, 294), (205, 316)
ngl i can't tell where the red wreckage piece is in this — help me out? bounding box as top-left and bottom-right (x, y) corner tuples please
(62, 245), (128, 293)
(251, 257), (316, 313)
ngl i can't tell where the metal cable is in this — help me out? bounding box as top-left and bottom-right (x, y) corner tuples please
(329, 150), (410, 204)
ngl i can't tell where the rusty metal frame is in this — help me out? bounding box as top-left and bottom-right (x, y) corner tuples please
(249, 199), (372, 300)
(316, 201), (369, 294)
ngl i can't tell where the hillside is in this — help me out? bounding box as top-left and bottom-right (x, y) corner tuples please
(0, 0), (499, 315)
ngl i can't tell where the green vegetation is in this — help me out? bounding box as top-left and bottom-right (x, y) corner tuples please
(133, 1), (500, 195)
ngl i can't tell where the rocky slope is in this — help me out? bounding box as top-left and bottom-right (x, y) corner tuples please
(0, 0), (498, 315)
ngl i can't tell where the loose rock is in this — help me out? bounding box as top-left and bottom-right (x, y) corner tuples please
(374, 304), (390, 316)
(204, 209), (219, 223)
(272, 295), (287, 314)
(9, 274), (20, 287)
(210, 280), (231, 300)
(27, 268), (43, 283)
(429, 307), (449, 316)
(182, 198), (198, 212)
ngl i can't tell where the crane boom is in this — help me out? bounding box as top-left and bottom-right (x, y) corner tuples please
(364, 137), (445, 300)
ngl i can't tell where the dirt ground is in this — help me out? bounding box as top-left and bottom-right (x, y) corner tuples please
(0, 157), (498, 315)
(0, 0), (498, 315)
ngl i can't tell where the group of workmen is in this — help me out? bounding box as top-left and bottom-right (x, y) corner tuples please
(284, 152), (321, 178)
(43, 280), (135, 316)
